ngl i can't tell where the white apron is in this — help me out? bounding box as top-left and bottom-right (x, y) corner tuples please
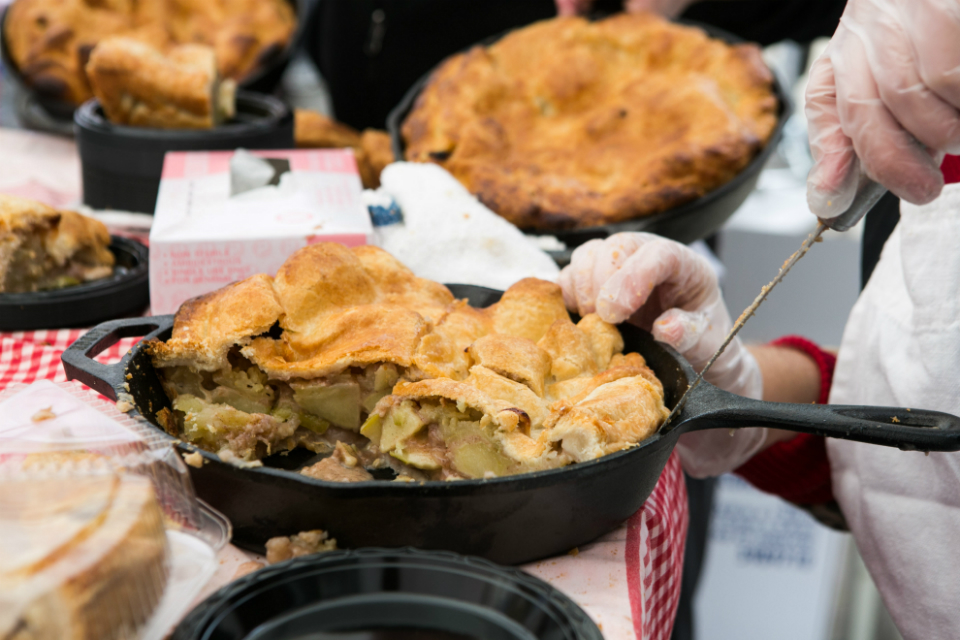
(828, 182), (960, 640)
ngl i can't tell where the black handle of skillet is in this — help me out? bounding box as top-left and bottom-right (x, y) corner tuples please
(61, 316), (175, 401)
(673, 381), (960, 452)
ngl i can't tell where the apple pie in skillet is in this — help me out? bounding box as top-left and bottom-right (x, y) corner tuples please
(147, 243), (668, 482)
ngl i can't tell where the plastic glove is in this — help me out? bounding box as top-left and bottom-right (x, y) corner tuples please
(558, 233), (767, 477)
(805, 0), (960, 218)
(555, 0), (694, 18)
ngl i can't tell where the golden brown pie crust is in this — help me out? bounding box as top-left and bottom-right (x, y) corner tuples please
(3, 0), (295, 106)
(401, 13), (779, 230)
(148, 243), (669, 477)
(0, 473), (168, 640)
(294, 109), (396, 189)
(85, 37), (236, 129)
(294, 109), (362, 150)
(0, 194), (115, 293)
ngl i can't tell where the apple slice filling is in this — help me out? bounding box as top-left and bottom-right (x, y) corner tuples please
(361, 400), (529, 480)
(157, 349), (401, 462)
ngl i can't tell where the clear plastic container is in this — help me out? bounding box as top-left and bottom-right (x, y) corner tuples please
(0, 380), (231, 640)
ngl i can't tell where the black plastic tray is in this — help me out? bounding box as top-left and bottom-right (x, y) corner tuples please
(75, 91), (294, 213)
(386, 19), (792, 259)
(61, 285), (960, 564)
(172, 548), (603, 640)
(0, 235), (148, 331)
(0, 0), (308, 125)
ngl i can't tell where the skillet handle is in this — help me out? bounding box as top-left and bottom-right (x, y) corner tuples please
(678, 383), (960, 452)
(62, 316), (175, 400)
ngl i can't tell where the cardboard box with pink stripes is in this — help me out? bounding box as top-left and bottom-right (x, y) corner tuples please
(149, 148), (372, 315)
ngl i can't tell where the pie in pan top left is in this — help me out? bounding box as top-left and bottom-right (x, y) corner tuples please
(0, 194), (148, 330)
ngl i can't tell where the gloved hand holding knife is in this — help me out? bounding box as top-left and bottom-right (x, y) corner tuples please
(805, 0), (959, 220)
(558, 0), (960, 477)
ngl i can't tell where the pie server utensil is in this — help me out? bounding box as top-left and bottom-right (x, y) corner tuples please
(664, 178), (888, 424)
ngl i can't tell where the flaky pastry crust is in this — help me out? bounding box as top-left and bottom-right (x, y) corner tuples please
(402, 13), (779, 230)
(85, 38), (236, 129)
(3, 0), (295, 106)
(148, 243), (668, 477)
(148, 273), (283, 371)
(0, 194), (114, 293)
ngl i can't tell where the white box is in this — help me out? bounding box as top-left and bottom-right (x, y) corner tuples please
(149, 149), (372, 315)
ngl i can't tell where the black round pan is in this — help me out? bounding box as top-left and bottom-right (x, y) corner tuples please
(385, 20), (792, 263)
(0, 236), (149, 331)
(62, 285), (960, 565)
(172, 548), (602, 640)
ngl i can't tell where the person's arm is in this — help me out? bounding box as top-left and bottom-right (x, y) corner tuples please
(749, 343), (821, 404)
(745, 342), (824, 450)
(735, 338), (842, 525)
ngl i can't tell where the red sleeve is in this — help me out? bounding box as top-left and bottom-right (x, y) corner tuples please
(942, 154), (960, 185)
(734, 336), (836, 505)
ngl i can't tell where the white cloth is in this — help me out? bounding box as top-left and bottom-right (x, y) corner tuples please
(828, 182), (960, 640)
(371, 163), (560, 290)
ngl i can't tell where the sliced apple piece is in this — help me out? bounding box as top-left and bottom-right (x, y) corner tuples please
(451, 441), (511, 478)
(291, 381), (361, 430)
(360, 413), (382, 442)
(379, 401), (426, 451)
(391, 448), (442, 471)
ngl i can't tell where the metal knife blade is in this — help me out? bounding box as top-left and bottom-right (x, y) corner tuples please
(817, 177), (887, 232)
(661, 178), (887, 428)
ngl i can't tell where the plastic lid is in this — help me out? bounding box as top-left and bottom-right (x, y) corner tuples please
(0, 466), (169, 640)
(0, 380), (229, 544)
(174, 548), (603, 640)
(0, 381), (232, 640)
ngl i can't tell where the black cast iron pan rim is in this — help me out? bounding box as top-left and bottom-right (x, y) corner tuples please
(0, 237), (149, 330)
(0, 235), (147, 301)
(173, 547), (602, 640)
(0, 0), (307, 122)
(62, 308), (681, 495)
(62, 284), (960, 497)
(74, 91), (290, 141)
(385, 16), (793, 243)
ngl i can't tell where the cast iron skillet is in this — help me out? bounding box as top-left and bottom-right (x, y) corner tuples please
(0, 0), (308, 123)
(171, 548), (602, 640)
(386, 20), (792, 262)
(62, 285), (960, 565)
(0, 236), (148, 330)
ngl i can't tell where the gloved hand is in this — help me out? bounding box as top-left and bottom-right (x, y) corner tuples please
(555, 0), (695, 18)
(805, 0), (960, 218)
(558, 233), (768, 477)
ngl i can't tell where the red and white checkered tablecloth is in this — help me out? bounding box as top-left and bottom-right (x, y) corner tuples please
(0, 328), (688, 639)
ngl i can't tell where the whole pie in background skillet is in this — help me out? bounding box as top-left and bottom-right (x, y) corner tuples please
(401, 12), (779, 231)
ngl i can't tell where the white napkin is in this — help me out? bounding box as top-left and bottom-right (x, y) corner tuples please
(230, 149), (274, 196)
(371, 163), (560, 289)
(229, 148), (277, 196)
(828, 182), (960, 640)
